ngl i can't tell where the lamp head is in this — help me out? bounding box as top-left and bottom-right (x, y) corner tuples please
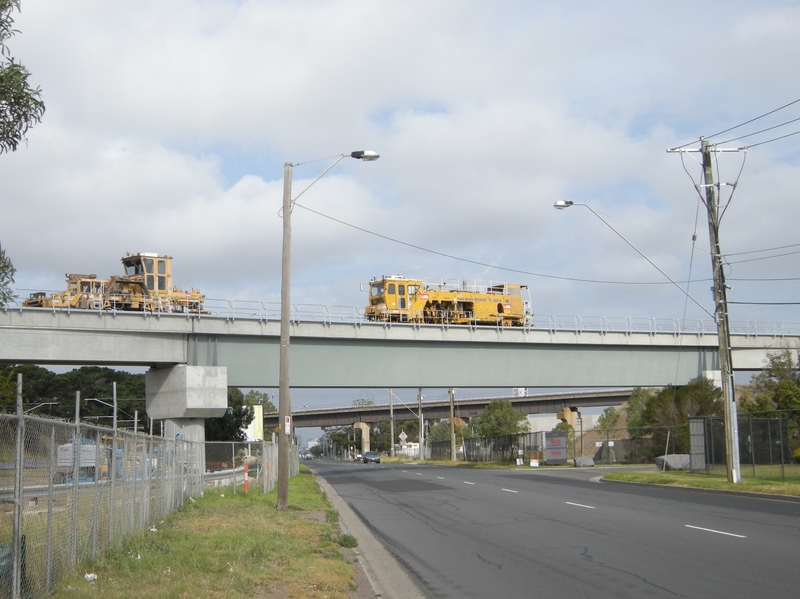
(553, 200), (574, 210)
(351, 150), (380, 161)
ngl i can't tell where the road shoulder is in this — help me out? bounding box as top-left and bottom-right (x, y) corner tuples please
(312, 468), (427, 599)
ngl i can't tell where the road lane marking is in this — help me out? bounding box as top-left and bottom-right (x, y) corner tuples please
(502, 489), (518, 494)
(685, 525), (746, 538)
(463, 481), (475, 485)
(416, 473), (423, 476)
(437, 476), (445, 479)
(402, 470), (408, 473)
(565, 501), (595, 509)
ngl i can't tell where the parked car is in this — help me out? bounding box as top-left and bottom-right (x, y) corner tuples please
(363, 451), (381, 464)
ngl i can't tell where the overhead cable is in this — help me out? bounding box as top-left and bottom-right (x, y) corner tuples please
(672, 97), (800, 150)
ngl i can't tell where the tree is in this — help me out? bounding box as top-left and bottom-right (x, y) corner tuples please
(625, 387), (655, 435)
(640, 377), (722, 454)
(597, 406), (620, 430)
(552, 421), (573, 433)
(0, 241), (15, 306)
(472, 399), (528, 437)
(243, 390), (276, 412)
(745, 349), (800, 413)
(204, 387), (254, 442)
(1, 0), (44, 153)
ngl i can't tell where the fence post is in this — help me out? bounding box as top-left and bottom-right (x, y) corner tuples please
(12, 374), (25, 599)
(46, 424), (55, 593)
(232, 442), (236, 495)
(70, 391), (80, 572)
(778, 417), (785, 479)
(91, 428), (101, 558)
(109, 382), (117, 548)
(748, 414), (755, 477)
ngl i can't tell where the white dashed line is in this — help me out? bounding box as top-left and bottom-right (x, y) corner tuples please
(685, 525), (746, 538)
(463, 481), (475, 485)
(565, 501), (595, 509)
(437, 476), (445, 480)
(416, 473), (423, 476)
(502, 489), (518, 494)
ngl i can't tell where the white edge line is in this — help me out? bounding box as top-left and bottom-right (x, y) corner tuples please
(502, 489), (519, 494)
(436, 476), (445, 479)
(463, 481), (475, 485)
(685, 525), (746, 538)
(565, 501), (595, 509)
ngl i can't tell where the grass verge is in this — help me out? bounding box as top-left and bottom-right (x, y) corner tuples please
(603, 469), (800, 497)
(46, 466), (361, 599)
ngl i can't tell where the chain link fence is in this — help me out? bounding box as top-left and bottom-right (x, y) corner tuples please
(0, 413), (205, 599)
(2, 412), (280, 599)
(690, 411), (800, 479)
(430, 427), (681, 465)
(204, 441), (297, 494)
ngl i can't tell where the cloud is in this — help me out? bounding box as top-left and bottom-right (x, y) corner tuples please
(2, 0), (799, 331)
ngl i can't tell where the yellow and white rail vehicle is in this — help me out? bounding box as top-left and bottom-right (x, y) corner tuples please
(364, 275), (532, 326)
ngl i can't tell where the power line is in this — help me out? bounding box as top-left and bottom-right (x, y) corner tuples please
(746, 129), (800, 148)
(725, 242), (800, 257)
(729, 301), (800, 306)
(717, 115), (800, 145)
(727, 249), (800, 265)
(673, 97), (800, 149)
(293, 202), (800, 286)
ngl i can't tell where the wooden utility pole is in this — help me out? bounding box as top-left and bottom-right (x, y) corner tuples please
(389, 388), (395, 457)
(449, 388), (456, 462)
(700, 138), (741, 483)
(417, 388), (424, 462)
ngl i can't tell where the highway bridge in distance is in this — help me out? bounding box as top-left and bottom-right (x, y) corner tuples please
(263, 388), (634, 429)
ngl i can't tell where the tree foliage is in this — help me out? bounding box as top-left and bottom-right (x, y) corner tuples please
(204, 387), (254, 442)
(243, 390), (276, 412)
(1, 0), (45, 153)
(0, 364), (145, 421)
(740, 350), (800, 413)
(472, 399), (528, 437)
(597, 406), (620, 430)
(428, 420), (472, 443)
(625, 387), (655, 435)
(0, 241), (15, 306)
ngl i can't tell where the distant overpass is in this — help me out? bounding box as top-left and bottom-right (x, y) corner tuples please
(263, 389), (634, 428)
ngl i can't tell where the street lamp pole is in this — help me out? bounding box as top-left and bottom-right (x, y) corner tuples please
(276, 150), (379, 511)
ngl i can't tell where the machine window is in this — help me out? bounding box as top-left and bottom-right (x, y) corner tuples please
(371, 283), (384, 297)
(146, 275), (154, 290)
(158, 260), (166, 275)
(388, 284), (395, 294)
(399, 284), (405, 295)
(158, 276), (167, 291)
(144, 258), (154, 273)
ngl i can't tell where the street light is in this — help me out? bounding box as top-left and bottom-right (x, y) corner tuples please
(555, 198), (741, 482)
(553, 200), (711, 317)
(277, 150), (380, 510)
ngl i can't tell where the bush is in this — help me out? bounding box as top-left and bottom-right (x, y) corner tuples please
(793, 447), (800, 464)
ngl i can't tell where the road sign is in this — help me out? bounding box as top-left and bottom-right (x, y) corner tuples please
(399, 431), (408, 443)
(284, 416), (291, 435)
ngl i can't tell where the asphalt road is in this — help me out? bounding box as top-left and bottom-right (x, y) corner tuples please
(311, 460), (800, 599)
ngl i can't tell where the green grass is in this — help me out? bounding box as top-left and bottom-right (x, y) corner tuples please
(45, 466), (362, 599)
(603, 469), (800, 497)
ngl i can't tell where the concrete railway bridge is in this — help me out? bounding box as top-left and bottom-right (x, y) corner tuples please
(2, 307), (799, 444)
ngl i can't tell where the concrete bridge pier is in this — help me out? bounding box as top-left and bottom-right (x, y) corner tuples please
(354, 421), (370, 455)
(145, 365), (228, 443)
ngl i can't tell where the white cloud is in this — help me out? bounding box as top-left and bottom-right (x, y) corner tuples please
(2, 0), (799, 333)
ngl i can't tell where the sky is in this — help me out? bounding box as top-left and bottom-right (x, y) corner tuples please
(3, 1), (800, 412)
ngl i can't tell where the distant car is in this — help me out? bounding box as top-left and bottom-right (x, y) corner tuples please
(363, 451), (380, 464)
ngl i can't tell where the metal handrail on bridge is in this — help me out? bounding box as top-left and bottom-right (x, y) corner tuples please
(7, 287), (800, 337)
